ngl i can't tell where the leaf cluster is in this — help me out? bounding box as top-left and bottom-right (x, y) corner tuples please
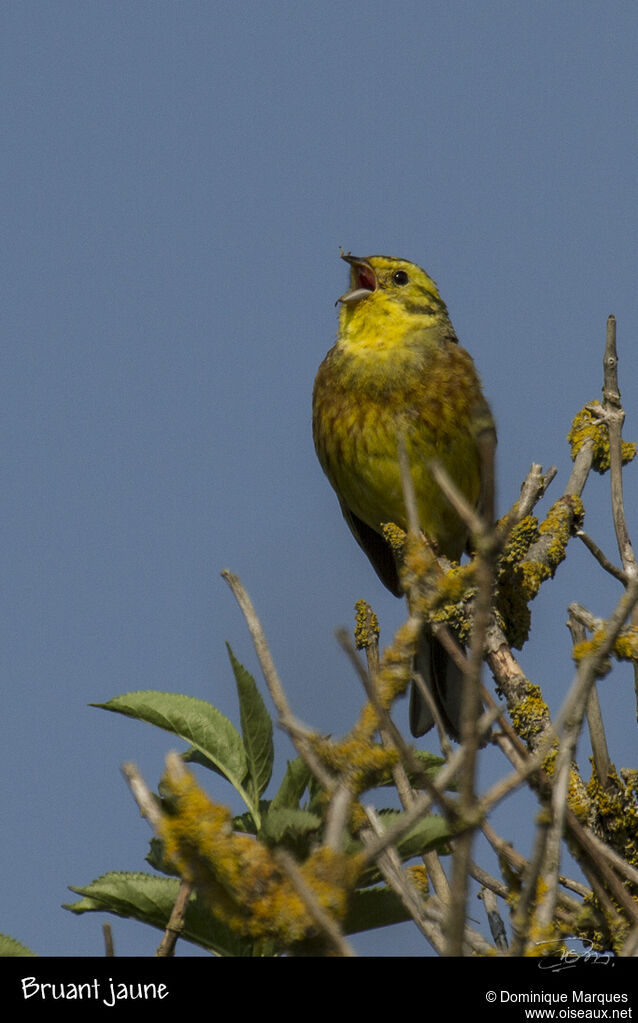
(63, 646), (450, 956)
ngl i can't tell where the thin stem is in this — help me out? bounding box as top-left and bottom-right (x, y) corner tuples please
(221, 570), (334, 790)
(156, 880), (193, 957)
(274, 850), (356, 957)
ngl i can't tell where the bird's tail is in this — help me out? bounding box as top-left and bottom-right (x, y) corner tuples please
(409, 627), (465, 741)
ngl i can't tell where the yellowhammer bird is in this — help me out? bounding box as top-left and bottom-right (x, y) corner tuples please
(312, 253), (496, 740)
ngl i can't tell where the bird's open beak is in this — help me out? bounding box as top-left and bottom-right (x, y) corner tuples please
(336, 252), (377, 306)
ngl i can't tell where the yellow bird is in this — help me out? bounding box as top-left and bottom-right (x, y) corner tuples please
(312, 253), (496, 739)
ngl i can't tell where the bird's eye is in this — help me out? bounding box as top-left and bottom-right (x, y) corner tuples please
(393, 270), (409, 286)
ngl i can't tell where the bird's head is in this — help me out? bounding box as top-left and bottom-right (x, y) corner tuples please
(336, 252), (444, 318)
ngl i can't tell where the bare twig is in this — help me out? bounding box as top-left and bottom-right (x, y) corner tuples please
(515, 463), (557, 519)
(361, 807), (496, 956)
(620, 925), (638, 957)
(102, 923), (114, 957)
(567, 809), (638, 926)
(274, 850), (356, 957)
(577, 530), (628, 583)
(600, 314), (638, 717)
(566, 608), (613, 786)
(338, 617), (455, 903)
(479, 886), (508, 951)
(428, 458), (485, 537)
(532, 753), (571, 937)
(554, 576), (638, 738)
(602, 315), (636, 574)
(481, 821), (589, 905)
(398, 429), (500, 955)
(122, 761), (163, 828)
(323, 783), (354, 852)
(396, 427), (422, 538)
(411, 668), (454, 754)
(565, 433), (595, 497)
(510, 806), (553, 954)
(335, 626), (404, 747)
(447, 445), (498, 955)
(221, 570), (334, 789)
(574, 819), (638, 893)
(156, 880), (193, 957)
(480, 571), (638, 819)
(361, 806), (446, 953)
(121, 760), (194, 957)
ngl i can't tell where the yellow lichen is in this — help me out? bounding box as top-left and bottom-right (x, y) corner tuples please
(568, 403), (636, 474)
(500, 515), (540, 563)
(310, 733), (399, 793)
(381, 521), (407, 557)
(586, 767), (638, 869)
(406, 864), (429, 896)
(158, 761), (361, 946)
(611, 627), (638, 662)
(567, 767), (590, 823)
(538, 495), (585, 565)
(572, 897), (629, 956)
(353, 599), (380, 650)
(509, 684), (553, 744)
(495, 499), (583, 650)
(571, 630), (613, 677)
(571, 622), (638, 675)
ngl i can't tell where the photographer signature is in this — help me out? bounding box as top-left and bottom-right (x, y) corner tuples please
(537, 938), (613, 972)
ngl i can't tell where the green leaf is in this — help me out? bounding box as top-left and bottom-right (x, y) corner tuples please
(405, 750), (450, 786)
(232, 804), (267, 836)
(394, 812), (451, 859)
(373, 749), (449, 790)
(64, 872), (255, 957)
(0, 933), (37, 957)
(270, 757), (312, 811)
(145, 837), (180, 877)
(343, 885), (413, 935)
(353, 810), (451, 887)
(226, 645), (274, 803)
(260, 806), (322, 853)
(92, 691), (248, 794)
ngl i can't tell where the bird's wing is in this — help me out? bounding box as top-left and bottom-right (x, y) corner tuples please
(340, 503), (403, 597)
(472, 397), (497, 526)
(410, 628), (464, 740)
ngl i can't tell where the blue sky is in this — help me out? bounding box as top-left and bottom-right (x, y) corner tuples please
(2, 1), (638, 958)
